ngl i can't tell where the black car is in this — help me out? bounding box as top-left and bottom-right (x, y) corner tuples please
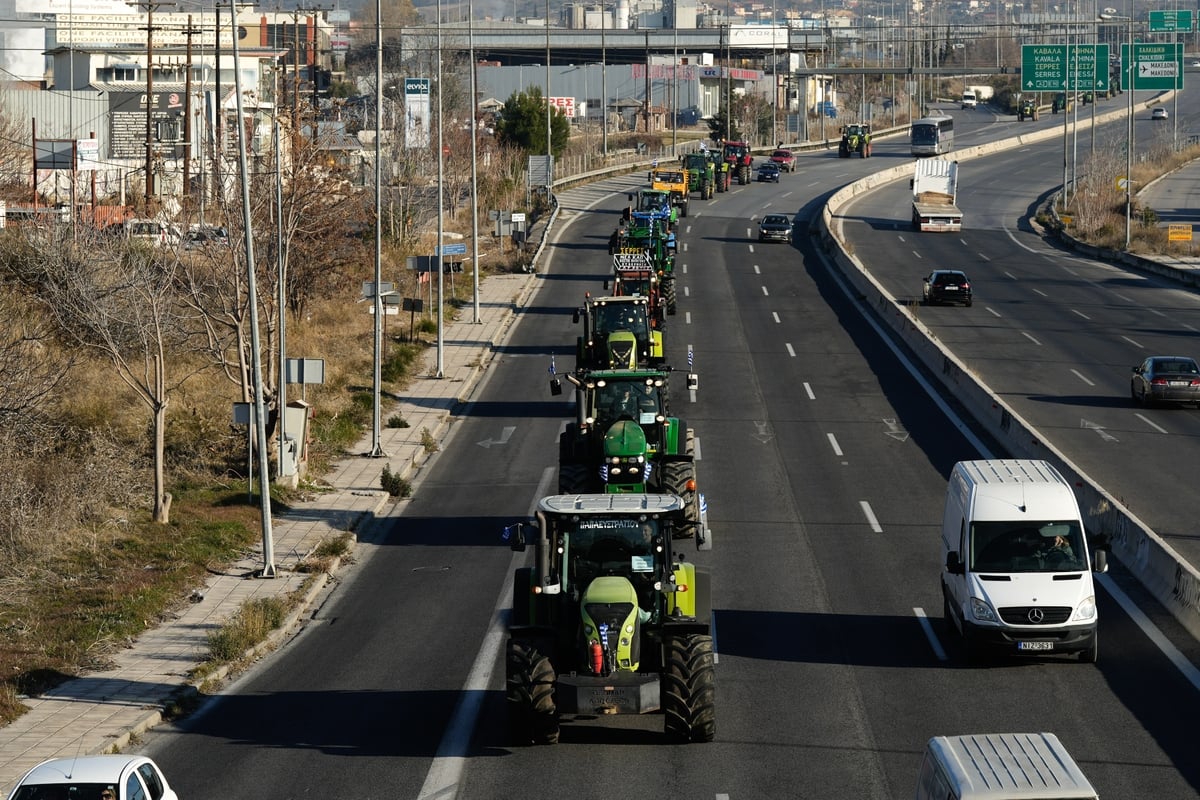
(184, 225), (230, 251)
(922, 270), (973, 306)
(1131, 356), (1200, 405)
(758, 213), (793, 243)
(756, 162), (781, 183)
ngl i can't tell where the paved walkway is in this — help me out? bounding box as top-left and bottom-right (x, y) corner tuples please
(0, 247), (544, 793)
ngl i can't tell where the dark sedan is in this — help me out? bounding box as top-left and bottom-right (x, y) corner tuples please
(758, 213), (793, 243)
(1131, 356), (1200, 405)
(922, 269), (973, 306)
(756, 162), (781, 183)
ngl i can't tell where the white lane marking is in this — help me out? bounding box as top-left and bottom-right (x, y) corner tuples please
(748, 243), (755, 253)
(803, 382), (815, 400)
(987, 307), (1002, 318)
(898, 235), (907, 243)
(1111, 292), (1134, 303)
(1032, 287), (1048, 297)
(772, 311), (781, 323)
(1135, 412), (1169, 434)
(1004, 226), (1041, 253)
(1063, 266), (1079, 276)
(686, 225), (693, 234)
(416, 467), (557, 800)
(827, 433), (843, 456)
(1184, 323), (1198, 333)
(685, 311), (692, 325)
(682, 242), (689, 252)
(860, 501), (882, 532)
(1122, 334), (1144, 349)
(915, 608), (949, 661)
(977, 253), (991, 262)
(693, 435), (703, 459)
(1071, 308), (1091, 320)
(1004, 271), (1018, 280)
(1148, 307), (1166, 317)
(762, 286), (769, 296)
(1021, 331), (1042, 345)
(913, 251), (924, 259)
(682, 263), (688, 274)
(685, 286), (691, 297)
(1071, 369), (1095, 386)
(1082, 419), (1118, 442)
(1096, 573), (1200, 692)
(754, 264), (761, 274)
(785, 342), (796, 357)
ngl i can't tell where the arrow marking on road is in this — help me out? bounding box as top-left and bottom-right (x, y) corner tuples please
(477, 425), (516, 448)
(753, 421), (774, 443)
(882, 418), (910, 442)
(1081, 418), (1118, 442)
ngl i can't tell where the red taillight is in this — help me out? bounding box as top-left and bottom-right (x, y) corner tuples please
(1151, 378), (1168, 385)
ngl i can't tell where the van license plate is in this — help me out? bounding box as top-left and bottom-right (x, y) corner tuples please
(1018, 641), (1053, 651)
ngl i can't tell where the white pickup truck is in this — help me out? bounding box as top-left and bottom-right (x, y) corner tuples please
(910, 158), (962, 233)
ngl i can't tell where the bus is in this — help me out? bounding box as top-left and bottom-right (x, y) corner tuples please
(910, 115), (954, 156)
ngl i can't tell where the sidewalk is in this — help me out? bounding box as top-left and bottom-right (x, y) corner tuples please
(0, 262), (541, 793)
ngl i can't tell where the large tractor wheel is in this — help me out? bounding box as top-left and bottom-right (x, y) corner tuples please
(559, 463), (591, 494)
(661, 459), (700, 535)
(663, 279), (678, 315)
(680, 201), (689, 218)
(507, 638), (559, 745)
(662, 634), (716, 743)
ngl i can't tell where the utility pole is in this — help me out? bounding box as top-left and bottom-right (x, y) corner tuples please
(183, 14), (200, 204)
(132, 0), (173, 203)
(213, 1), (222, 204)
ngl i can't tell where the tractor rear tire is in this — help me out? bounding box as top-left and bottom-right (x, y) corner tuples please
(507, 637), (559, 745)
(662, 634), (716, 743)
(664, 279), (678, 315)
(559, 463), (591, 494)
(661, 459), (700, 536)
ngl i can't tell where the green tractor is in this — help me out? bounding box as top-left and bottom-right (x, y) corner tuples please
(838, 123), (872, 158)
(573, 294), (664, 371)
(706, 149), (732, 193)
(681, 152), (715, 200)
(553, 368), (704, 533)
(505, 493), (715, 745)
(610, 213), (678, 317)
(623, 188), (678, 229)
(1017, 97), (1039, 121)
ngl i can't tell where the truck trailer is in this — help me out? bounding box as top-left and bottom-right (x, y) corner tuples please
(910, 158), (962, 233)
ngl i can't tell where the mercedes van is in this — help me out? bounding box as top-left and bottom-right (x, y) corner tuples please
(914, 732), (1099, 800)
(941, 460), (1107, 663)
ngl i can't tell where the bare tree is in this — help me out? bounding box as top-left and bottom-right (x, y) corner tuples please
(11, 231), (200, 523)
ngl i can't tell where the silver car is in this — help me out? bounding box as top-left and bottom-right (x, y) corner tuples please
(7, 754), (179, 800)
(1131, 356), (1200, 405)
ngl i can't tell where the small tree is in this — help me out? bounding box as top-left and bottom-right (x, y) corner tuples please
(495, 87), (571, 158)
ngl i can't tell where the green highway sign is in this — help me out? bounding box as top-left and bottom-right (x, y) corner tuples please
(1149, 9), (1193, 32)
(1020, 44), (1109, 92)
(1122, 42), (1184, 90)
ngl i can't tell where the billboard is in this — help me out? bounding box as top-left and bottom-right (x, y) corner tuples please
(404, 78), (431, 149)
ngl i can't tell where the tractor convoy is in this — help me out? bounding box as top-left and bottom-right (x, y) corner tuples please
(506, 141), (741, 748)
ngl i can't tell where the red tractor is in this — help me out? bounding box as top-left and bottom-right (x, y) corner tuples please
(721, 140), (753, 185)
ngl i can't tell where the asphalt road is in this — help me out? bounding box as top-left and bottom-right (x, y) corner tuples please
(137, 93), (1200, 800)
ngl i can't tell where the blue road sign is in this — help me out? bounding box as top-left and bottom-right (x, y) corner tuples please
(438, 243), (468, 256)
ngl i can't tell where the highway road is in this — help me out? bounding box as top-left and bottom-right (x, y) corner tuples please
(138, 92), (1200, 799)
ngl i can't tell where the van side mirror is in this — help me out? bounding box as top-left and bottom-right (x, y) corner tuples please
(549, 378), (563, 396)
(1092, 548), (1108, 574)
(573, 308), (581, 324)
(945, 551), (965, 575)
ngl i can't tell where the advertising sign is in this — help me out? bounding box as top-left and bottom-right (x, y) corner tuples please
(404, 78), (431, 149)
(547, 96), (577, 117)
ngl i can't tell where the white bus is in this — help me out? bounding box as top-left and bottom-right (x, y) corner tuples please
(910, 115), (954, 156)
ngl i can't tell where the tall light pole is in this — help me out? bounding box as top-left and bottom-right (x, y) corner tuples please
(370, 0), (384, 453)
(546, 0), (552, 161)
(470, 0), (480, 323)
(436, 0), (445, 378)
(602, 2), (608, 158)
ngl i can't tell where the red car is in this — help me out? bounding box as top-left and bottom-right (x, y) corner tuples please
(769, 148), (796, 172)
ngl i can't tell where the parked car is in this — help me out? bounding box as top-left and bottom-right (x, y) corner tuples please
(184, 225), (230, 250)
(1131, 356), (1200, 405)
(1152, 106), (1169, 120)
(6, 754), (179, 800)
(124, 218), (170, 247)
(756, 162), (781, 183)
(922, 270), (973, 306)
(758, 213), (793, 243)
(769, 148), (796, 172)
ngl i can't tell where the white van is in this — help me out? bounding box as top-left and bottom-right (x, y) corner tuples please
(961, 89), (978, 109)
(914, 732), (1099, 800)
(941, 460), (1107, 663)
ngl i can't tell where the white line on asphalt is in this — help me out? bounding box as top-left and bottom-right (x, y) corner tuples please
(1135, 412), (1169, 434)
(748, 242), (755, 252)
(1063, 266), (1079, 276)
(898, 235), (907, 243)
(686, 225), (693, 234)
(1032, 287), (1048, 297)
(694, 436), (703, 459)
(763, 202), (773, 208)
(754, 264), (761, 274)
(860, 501), (882, 532)
(987, 307), (1002, 318)
(1111, 292), (1134, 303)
(913, 251), (923, 259)
(682, 242), (689, 252)
(959, 238), (968, 247)
(1071, 308), (1091, 320)
(1004, 271), (1017, 280)
(1147, 307), (1166, 317)
(1122, 334), (1144, 348)
(803, 382), (815, 399)
(977, 253), (991, 262)
(827, 433), (843, 456)
(686, 311), (692, 325)
(785, 342), (796, 357)
(772, 311), (781, 323)
(1004, 227), (1041, 253)
(682, 263), (688, 274)
(762, 286), (769, 296)
(914, 608), (949, 661)
(1184, 323), (1199, 333)
(1022, 331), (1042, 345)
(1096, 574), (1200, 692)
(1071, 368), (1095, 386)
(685, 286), (691, 297)
(416, 466), (556, 800)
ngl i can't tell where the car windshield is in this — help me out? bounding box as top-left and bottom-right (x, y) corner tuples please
(970, 520), (1087, 573)
(763, 216), (788, 225)
(772, 150), (790, 158)
(592, 303), (647, 337)
(12, 783), (114, 800)
(560, 518), (663, 604)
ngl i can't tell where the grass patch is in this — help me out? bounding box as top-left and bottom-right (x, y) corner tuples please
(202, 595), (290, 666)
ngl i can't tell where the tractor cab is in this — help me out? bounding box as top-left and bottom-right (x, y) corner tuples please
(573, 295), (664, 370)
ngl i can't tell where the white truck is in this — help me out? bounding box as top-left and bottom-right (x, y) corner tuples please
(915, 732), (1099, 799)
(910, 158), (962, 232)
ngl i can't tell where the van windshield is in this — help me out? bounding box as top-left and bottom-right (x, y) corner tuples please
(970, 521), (1086, 573)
